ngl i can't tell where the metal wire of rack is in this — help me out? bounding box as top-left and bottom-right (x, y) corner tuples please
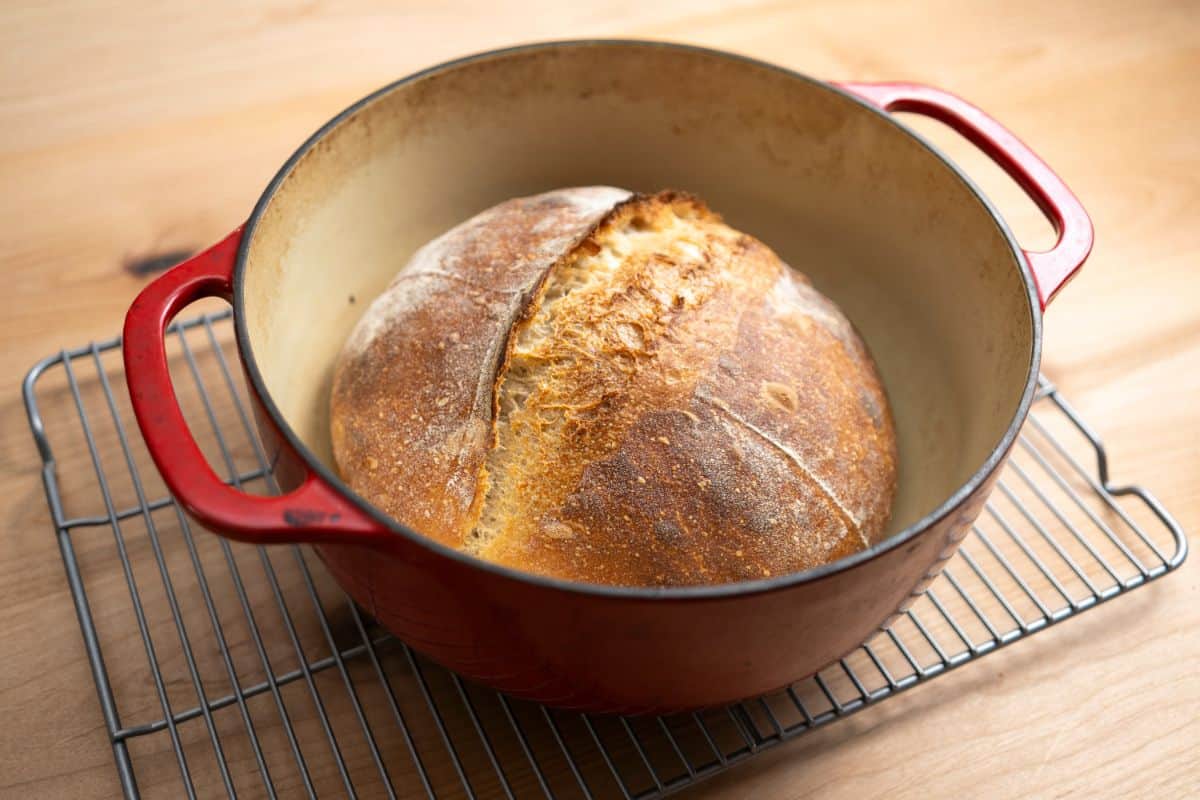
(22, 308), (1187, 799)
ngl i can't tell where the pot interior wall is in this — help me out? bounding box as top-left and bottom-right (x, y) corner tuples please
(242, 42), (1034, 540)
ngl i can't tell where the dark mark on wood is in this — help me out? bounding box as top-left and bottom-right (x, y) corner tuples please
(124, 248), (196, 277)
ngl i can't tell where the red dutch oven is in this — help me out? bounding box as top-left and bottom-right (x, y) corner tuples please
(123, 41), (1092, 713)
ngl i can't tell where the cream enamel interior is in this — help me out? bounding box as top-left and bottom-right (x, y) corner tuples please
(242, 43), (1034, 540)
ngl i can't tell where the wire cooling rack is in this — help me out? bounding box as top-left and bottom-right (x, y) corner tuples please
(23, 308), (1187, 799)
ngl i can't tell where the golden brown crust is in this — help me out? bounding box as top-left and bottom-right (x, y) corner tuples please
(330, 187), (631, 545)
(332, 188), (897, 586)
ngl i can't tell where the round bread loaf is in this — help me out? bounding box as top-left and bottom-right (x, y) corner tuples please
(330, 187), (897, 586)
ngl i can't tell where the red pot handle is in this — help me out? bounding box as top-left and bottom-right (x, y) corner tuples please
(835, 81), (1093, 308)
(122, 229), (392, 548)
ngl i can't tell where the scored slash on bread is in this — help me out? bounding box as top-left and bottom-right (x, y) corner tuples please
(331, 187), (897, 587)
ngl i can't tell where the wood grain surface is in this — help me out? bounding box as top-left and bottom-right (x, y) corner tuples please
(1, 1), (1197, 798)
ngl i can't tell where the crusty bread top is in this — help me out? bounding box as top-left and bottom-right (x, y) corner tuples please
(331, 187), (631, 544)
(331, 188), (897, 586)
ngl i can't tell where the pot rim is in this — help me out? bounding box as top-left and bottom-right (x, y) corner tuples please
(233, 38), (1042, 600)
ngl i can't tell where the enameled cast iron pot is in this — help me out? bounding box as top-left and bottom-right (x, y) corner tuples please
(123, 40), (1092, 713)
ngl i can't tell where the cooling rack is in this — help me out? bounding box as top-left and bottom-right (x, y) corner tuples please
(23, 309), (1187, 799)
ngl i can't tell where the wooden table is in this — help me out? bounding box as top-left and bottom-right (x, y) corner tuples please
(2, 2), (1197, 797)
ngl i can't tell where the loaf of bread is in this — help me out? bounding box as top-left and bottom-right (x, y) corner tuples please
(330, 187), (897, 586)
